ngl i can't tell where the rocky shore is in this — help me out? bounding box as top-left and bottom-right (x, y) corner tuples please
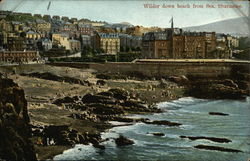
(0, 64), (249, 160)
(184, 77), (249, 100)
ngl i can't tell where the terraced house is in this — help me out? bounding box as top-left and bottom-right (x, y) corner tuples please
(96, 33), (120, 54)
(142, 27), (221, 59)
(35, 19), (51, 35)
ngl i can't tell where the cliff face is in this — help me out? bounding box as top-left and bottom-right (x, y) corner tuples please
(0, 75), (37, 161)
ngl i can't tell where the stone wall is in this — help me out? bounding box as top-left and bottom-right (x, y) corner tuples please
(48, 62), (250, 80)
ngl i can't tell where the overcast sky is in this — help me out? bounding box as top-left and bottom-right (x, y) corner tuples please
(0, 0), (249, 27)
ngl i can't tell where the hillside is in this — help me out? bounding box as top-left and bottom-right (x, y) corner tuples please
(184, 17), (250, 36)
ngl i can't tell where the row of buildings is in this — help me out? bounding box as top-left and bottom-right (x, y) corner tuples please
(141, 19), (239, 59)
(0, 10), (240, 64)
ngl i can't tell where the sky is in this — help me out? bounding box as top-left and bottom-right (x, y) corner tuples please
(0, 0), (249, 28)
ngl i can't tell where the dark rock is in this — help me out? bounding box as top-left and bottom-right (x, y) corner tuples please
(82, 94), (117, 105)
(96, 80), (106, 86)
(96, 73), (111, 80)
(53, 96), (76, 105)
(209, 112), (229, 116)
(143, 120), (182, 126)
(93, 143), (105, 149)
(223, 79), (239, 88)
(109, 117), (149, 123)
(31, 124), (44, 137)
(69, 112), (99, 122)
(169, 75), (189, 85)
(20, 72), (88, 85)
(65, 103), (88, 111)
(72, 96), (81, 101)
(97, 91), (114, 98)
(108, 88), (129, 100)
(0, 76), (37, 161)
(149, 132), (165, 136)
(180, 136), (231, 143)
(83, 80), (92, 86)
(115, 135), (134, 146)
(43, 125), (74, 145)
(185, 79), (248, 99)
(194, 145), (243, 153)
(42, 125), (102, 146)
(122, 99), (146, 109)
(89, 103), (125, 115)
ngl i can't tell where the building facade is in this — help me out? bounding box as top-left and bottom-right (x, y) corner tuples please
(142, 26), (220, 59)
(96, 33), (120, 54)
(119, 34), (142, 52)
(36, 19), (51, 34)
(37, 38), (52, 51)
(78, 24), (94, 36)
(52, 33), (70, 49)
(69, 39), (81, 51)
(7, 34), (26, 51)
(81, 34), (91, 48)
(0, 51), (38, 63)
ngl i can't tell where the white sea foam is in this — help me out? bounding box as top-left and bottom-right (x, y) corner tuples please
(54, 98), (250, 161)
(157, 97), (205, 109)
(53, 144), (97, 160)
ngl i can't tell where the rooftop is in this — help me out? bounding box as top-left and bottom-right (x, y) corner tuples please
(98, 33), (119, 38)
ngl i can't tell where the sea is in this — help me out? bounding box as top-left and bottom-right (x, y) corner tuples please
(54, 97), (250, 161)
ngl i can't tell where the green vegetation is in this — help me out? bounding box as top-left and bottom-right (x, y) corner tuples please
(6, 14), (36, 22)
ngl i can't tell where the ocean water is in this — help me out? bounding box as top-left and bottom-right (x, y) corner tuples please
(54, 97), (250, 161)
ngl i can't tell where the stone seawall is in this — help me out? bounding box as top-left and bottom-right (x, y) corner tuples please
(47, 62), (250, 80)
(0, 61), (249, 80)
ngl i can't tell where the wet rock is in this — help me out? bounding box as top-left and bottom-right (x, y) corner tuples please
(209, 112), (229, 116)
(42, 125), (100, 146)
(93, 143), (105, 149)
(115, 135), (134, 146)
(0, 76), (37, 161)
(109, 117), (149, 123)
(148, 132), (165, 136)
(180, 136), (231, 143)
(186, 79), (248, 99)
(143, 120), (182, 126)
(194, 145), (243, 153)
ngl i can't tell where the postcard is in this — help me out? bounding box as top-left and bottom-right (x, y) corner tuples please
(0, 0), (249, 161)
